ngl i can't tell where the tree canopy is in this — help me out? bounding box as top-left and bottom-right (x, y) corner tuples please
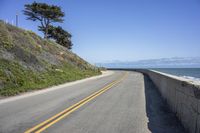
(46, 25), (73, 49)
(23, 2), (64, 39)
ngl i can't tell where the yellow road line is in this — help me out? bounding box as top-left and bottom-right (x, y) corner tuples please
(25, 72), (128, 133)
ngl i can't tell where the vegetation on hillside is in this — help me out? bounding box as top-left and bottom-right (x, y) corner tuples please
(0, 21), (100, 96)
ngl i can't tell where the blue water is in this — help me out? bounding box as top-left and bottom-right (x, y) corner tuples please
(151, 68), (200, 80)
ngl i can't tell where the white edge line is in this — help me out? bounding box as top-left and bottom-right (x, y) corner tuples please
(0, 70), (114, 105)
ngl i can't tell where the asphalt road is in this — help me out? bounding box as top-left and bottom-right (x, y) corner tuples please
(0, 71), (186, 133)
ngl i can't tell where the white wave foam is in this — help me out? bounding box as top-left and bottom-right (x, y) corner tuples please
(181, 76), (200, 81)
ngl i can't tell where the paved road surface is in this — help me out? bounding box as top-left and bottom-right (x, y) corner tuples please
(0, 71), (186, 133)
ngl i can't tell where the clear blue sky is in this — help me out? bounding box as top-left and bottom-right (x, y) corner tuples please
(0, 0), (200, 64)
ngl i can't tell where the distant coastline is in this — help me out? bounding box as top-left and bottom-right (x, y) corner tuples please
(97, 57), (200, 68)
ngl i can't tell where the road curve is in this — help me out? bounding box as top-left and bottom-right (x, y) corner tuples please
(0, 71), (186, 133)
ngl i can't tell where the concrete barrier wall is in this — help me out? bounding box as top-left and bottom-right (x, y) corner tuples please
(136, 69), (200, 133)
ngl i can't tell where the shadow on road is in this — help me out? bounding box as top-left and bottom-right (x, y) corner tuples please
(143, 75), (187, 133)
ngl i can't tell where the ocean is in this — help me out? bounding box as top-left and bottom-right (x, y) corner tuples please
(151, 68), (200, 81)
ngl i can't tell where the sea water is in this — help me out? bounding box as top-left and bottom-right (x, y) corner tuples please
(151, 68), (200, 81)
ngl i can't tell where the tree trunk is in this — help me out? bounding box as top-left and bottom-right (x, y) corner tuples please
(44, 27), (48, 39)
(42, 19), (49, 39)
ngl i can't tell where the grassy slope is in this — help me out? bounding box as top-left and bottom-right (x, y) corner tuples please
(0, 21), (101, 96)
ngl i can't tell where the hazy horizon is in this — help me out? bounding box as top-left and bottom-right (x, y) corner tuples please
(97, 57), (200, 68)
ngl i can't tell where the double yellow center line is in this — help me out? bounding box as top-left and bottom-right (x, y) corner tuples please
(25, 72), (128, 133)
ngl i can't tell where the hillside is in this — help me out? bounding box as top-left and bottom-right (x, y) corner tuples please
(0, 20), (101, 96)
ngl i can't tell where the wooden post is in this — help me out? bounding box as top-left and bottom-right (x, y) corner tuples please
(16, 13), (18, 27)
